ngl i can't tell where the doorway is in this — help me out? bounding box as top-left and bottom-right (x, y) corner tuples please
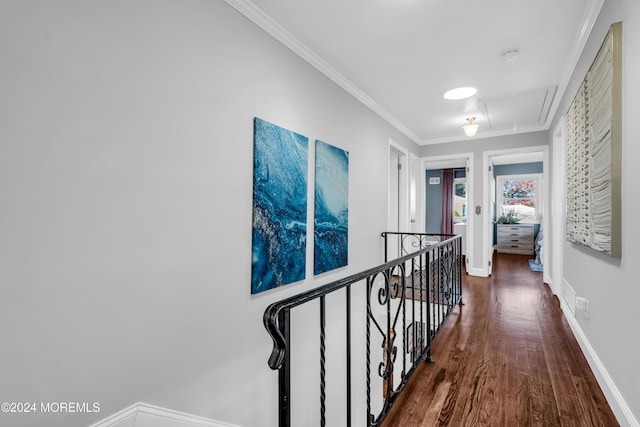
(483, 146), (549, 280)
(388, 141), (408, 233)
(422, 153), (473, 272)
(388, 141), (409, 259)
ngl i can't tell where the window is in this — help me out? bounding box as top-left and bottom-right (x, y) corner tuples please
(496, 174), (540, 222)
(453, 178), (467, 223)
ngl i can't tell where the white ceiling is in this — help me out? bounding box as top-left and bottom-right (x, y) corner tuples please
(226, 0), (603, 145)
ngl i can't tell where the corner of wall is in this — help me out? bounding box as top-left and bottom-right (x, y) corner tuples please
(89, 403), (242, 427)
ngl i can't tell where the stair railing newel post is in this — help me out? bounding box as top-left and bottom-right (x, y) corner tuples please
(264, 307), (290, 427)
(280, 309), (291, 427)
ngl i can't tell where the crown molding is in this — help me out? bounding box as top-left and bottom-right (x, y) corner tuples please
(224, 0), (422, 145)
(225, 0), (603, 146)
(544, 0), (605, 128)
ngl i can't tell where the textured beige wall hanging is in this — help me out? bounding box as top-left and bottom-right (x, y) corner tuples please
(565, 22), (622, 257)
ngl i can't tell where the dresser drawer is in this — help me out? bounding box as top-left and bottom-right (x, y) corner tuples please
(497, 242), (533, 253)
(497, 231), (533, 244)
(496, 224), (534, 255)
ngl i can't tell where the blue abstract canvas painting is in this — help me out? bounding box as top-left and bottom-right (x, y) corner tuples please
(251, 118), (308, 294)
(314, 140), (349, 275)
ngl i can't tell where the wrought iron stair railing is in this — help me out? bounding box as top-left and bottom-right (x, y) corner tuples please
(263, 232), (463, 427)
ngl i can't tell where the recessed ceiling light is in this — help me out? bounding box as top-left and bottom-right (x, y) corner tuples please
(443, 87), (477, 100)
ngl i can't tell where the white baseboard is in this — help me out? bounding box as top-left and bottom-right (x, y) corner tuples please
(560, 300), (640, 427)
(467, 267), (489, 277)
(89, 403), (242, 427)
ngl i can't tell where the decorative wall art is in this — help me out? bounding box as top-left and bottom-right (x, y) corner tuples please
(565, 22), (622, 257)
(251, 118), (309, 294)
(314, 140), (349, 275)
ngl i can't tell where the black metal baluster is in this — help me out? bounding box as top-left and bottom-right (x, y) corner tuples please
(425, 250), (434, 363)
(346, 285), (352, 427)
(385, 269), (392, 407)
(438, 246), (443, 330)
(414, 256), (420, 364)
(418, 252), (424, 361)
(401, 267), (406, 379)
(320, 296), (326, 427)
(458, 238), (463, 306)
(366, 278), (372, 426)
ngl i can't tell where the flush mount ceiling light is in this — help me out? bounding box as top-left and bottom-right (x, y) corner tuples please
(443, 86), (477, 100)
(463, 117), (479, 137)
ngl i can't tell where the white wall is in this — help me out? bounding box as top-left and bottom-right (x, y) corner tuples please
(549, 0), (640, 423)
(0, 1), (420, 426)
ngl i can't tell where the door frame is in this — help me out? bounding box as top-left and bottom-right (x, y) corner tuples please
(483, 145), (550, 279)
(388, 140), (410, 233)
(421, 152), (474, 271)
(550, 118), (567, 296)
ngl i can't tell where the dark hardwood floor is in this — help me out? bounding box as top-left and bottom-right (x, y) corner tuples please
(382, 253), (618, 427)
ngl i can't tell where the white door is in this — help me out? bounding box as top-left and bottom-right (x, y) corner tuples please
(389, 150), (400, 233)
(409, 154), (421, 233)
(487, 160), (496, 276)
(388, 147), (401, 260)
(551, 120), (566, 295)
(388, 143), (408, 259)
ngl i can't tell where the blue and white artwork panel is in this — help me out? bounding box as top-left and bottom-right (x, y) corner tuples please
(314, 140), (349, 275)
(251, 118), (308, 294)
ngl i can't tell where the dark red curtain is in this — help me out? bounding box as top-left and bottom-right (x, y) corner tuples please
(441, 169), (454, 235)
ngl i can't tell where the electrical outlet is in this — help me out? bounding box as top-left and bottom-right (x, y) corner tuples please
(583, 299), (589, 319)
(575, 297), (589, 319)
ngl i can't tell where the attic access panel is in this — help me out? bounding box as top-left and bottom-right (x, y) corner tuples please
(480, 86), (557, 131)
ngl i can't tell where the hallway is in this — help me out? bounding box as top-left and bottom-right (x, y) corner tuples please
(382, 253), (618, 426)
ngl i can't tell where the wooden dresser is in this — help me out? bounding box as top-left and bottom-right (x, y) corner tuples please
(497, 224), (534, 255)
